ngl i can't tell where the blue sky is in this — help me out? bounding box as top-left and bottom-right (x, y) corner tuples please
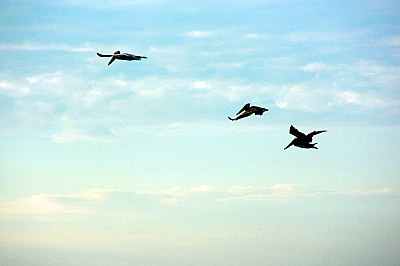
(1, 1), (399, 265)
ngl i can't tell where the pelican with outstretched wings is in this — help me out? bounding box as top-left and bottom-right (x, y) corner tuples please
(228, 103), (268, 121)
(97, 50), (147, 65)
(284, 125), (326, 150)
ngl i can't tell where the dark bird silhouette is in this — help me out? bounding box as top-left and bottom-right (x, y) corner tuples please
(228, 103), (268, 121)
(284, 125), (326, 150)
(97, 50), (147, 65)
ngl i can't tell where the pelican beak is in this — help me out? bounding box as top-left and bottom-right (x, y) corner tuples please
(284, 140), (294, 150)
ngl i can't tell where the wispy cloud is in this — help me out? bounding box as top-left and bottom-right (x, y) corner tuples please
(383, 36), (400, 46)
(0, 189), (118, 215)
(51, 131), (108, 143)
(51, 115), (113, 143)
(336, 90), (400, 107)
(302, 62), (331, 72)
(0, 80), (32, 97)
(341, 188), (398, 197)
(0, 42), (97, 52)
(2, 55), (399, 144)
(286, 30), (366, 43)
(243, 33), (269, 40)
(185, 30), (217, 39)
(1, 186), (398, 216)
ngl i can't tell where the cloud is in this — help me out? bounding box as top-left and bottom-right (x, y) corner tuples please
(243, 33), (268, 40)
(0, 42), (97, 52)
(192, 80), (212, 90)
(274, 84), (329, 112)
(341, 188), (399, 197)
(135, 184), (306, 203)
(185, 30), (216, 39)
(383, 36), (400, 46)
(0, 80), (32, 97)
(336, 90), (400, 108)
(274, 60), (400, 112)
(0, 189), (117, 215)
(51, 115), (113, 143)
(272, 183), (304, 192)
(302, 62), (331, 72)
(208, 62), (244, 70)
(51, 131), (108, 143)
(2, 56), (399, 144)
(0, 81), (14, 89)
(1, 186), (398, 217)
(286, 30), (364, 43)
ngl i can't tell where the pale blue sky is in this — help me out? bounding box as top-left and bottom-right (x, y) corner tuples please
(1, 1), (399, 265)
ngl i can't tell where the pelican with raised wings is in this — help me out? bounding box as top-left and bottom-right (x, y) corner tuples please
(284, 125), (327, 150)
(228, 103), (268, 121)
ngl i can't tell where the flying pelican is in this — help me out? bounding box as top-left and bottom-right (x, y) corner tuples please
(228, 103), (268, 121)
(284, 125), (327, 150)
(97, 50), (147, 65)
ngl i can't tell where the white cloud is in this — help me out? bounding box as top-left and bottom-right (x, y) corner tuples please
(274, 60), (400, 112)
(0, 42), (97, 52)
(68, 188), (117, 200)
(272, 183), (303, 192)
(383, 36), (400, 46)
(51, 132), (107, 143)
(51, 115), (112, 143)
(336, 90), (399, 108)
(286, 30), (363, 43)
(275, 100), (288, 109)
(2, 58), (398, 144)
(185, 30), (216, 39)
(1, 186), (398, 216)
(209, 62), (244, 70)
(274, 84), (328, 112)
(302, 62), (331, 72)
(243, 33), (268, 40)
(135, 184), (305, 203)
(26, 72), (63, 85)
(0, 189), (125, 215)
(0, 81), (14, 89)
(342, 188), (399, 197)
(348, 60), (400, 76)
(192, 80), (212, 90)
(0, 80), (32, 97)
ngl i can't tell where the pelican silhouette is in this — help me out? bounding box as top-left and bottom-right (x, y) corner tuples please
(228, 103), (268, 121)
(97, 50), (147, 65)
(284, 125), (326, 150)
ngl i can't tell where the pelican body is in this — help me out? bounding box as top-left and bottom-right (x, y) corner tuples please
(97, 50), (147, 65)
(284, 125), (326, 150)
(228, 103), (268, 121)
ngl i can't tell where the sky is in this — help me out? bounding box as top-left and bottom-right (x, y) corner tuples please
(0, 0), (399, 265)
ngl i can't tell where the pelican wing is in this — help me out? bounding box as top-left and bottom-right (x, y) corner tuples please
(236, 103), (251, 115)
(289, 125), (305, 138)
(107, 56), (116, 65)
(307, 130), (327, 138)
(97, 53), (113, 57)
